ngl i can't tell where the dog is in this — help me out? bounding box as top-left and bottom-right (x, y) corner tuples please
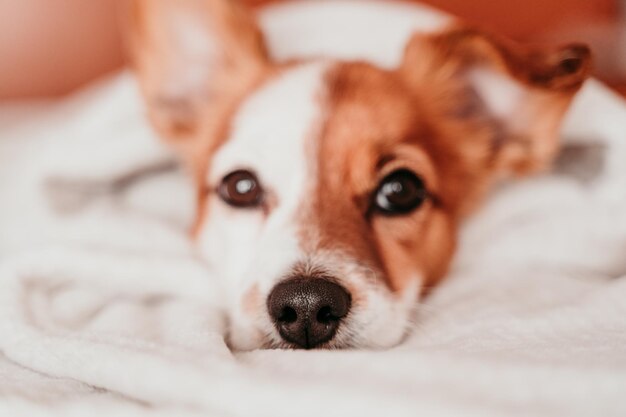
(128, 0), (591, 350)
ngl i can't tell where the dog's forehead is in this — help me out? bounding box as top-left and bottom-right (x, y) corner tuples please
(324, 62), (418, 140)
(208, 61), (331, 186)
(208, 60), (424, 186)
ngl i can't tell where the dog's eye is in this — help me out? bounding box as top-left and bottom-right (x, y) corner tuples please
(218, 170), (263, 208)
(373, 169), (427, 215)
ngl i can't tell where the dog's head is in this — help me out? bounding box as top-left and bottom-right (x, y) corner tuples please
(130, 0), (590, 350)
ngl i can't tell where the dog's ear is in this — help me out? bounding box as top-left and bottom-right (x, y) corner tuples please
(129, 0), (269, 152)
(401, 25), (591, 176)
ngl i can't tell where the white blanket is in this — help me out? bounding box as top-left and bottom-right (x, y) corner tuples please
(1, 1), (626, 416)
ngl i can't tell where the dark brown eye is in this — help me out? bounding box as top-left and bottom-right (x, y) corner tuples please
(374, 169), (427, 215)
(218, 170), (263, 208)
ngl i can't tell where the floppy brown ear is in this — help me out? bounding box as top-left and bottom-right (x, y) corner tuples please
(401, 25), (592, 176)
(128, 0), (269, 153)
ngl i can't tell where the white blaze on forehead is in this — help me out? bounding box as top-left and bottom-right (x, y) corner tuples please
(200, 61), (330, 298)
(209, 61), (330, 187)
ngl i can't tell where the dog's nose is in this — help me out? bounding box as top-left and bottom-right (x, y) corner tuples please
(267, 278), (351, 349)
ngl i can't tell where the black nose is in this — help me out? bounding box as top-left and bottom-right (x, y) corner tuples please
(267, 278), (351, 349)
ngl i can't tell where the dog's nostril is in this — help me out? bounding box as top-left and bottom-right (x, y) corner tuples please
(316, 305), (335, 324)
(267, 277), (351, 349)
(278, 306), (298, 323)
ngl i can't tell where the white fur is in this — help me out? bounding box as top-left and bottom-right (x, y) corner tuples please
(199, 62), (330, 349)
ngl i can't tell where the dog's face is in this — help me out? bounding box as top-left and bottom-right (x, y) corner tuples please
(130, 0), (590, 350)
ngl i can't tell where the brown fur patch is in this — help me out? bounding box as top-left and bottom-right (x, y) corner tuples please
(297, 62), (458, 292)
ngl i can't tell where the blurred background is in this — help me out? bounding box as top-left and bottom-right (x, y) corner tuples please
(0, 0), (625, 100)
